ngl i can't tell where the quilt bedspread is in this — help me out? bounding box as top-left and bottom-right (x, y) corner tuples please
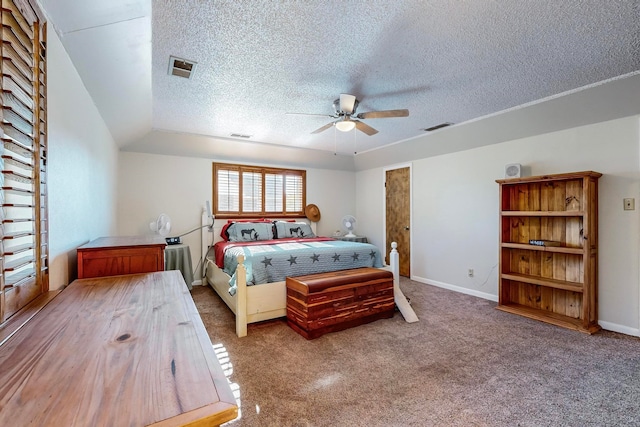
(217, 238), (384, 292)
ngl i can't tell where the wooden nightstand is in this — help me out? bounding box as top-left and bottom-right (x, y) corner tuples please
(77, 236), (167, 279)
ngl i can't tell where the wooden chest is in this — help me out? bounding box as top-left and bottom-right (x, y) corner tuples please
(286, 268), (395, 339)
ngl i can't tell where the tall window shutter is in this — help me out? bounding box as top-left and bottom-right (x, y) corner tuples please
(216, 168), (239, 213)
(242, 171), (262, 213)
(285, 174), (303, 213)
(0, 0), (47, 323)
(264, 173), (283, 212)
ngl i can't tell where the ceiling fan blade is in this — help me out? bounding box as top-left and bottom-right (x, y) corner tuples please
(339, 94), (357, 114)
(356, 109), (409, 119)
(311, 122), (335, 134)
(286, 112), (335, 118)
(354, 120), (378, 136)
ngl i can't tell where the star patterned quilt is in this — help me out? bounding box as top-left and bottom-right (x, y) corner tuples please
(213, 238), (384, 293)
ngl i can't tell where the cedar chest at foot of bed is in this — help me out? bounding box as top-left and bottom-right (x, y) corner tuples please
(286, 268), (395, 339)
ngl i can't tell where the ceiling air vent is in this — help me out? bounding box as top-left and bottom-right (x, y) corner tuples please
(168, 56), (197, 79)
(423, 122), (453, 132)
(230, 133), (252, 139)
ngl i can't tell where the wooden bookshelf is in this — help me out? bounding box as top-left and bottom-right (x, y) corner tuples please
(496, 171), (601, 333)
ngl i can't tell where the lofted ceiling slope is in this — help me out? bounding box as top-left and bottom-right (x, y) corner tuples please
(40, 1), (640, 167)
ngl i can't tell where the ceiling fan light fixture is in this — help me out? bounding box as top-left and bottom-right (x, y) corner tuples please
(335, 120), (356, 132)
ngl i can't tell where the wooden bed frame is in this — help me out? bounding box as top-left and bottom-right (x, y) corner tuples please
(200, 212), (417, 337)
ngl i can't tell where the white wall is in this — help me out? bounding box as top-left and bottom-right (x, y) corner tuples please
(47, 28), (119, 289)
(116, 152), (356, 281)
(356, 116), (640, 336)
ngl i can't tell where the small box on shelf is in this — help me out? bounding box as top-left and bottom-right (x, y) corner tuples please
(528, 239), (562, 247)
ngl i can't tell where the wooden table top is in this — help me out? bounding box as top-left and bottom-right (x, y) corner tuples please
(0, 271), (238, 426)
(78, 235), (167, 250)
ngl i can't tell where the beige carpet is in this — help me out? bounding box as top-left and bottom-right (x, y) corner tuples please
(191, 278), (640, 427)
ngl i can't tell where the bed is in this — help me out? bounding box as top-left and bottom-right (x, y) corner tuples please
(200, 212), (411, 337)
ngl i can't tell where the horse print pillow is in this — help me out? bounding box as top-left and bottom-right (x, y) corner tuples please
(274, 221), (315, 239)
(226, 222), (274, 242)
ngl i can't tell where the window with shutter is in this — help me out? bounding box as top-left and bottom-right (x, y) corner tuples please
(242, 171), (262, 213)
(212, 163), (306, 219)
(0, 0), (47, 323)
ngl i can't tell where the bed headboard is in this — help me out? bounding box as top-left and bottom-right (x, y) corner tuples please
(199, 209), (317, 273)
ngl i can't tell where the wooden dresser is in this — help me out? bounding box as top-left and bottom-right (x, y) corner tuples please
(77, 236), (167, 279)
(0, 271), (238, 426)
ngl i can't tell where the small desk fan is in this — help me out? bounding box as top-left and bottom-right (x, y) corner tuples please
(341, 215), (357, 238)
(150, 213), (171, 237)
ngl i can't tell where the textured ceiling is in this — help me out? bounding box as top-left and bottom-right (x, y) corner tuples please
(42, 1), (640, 157)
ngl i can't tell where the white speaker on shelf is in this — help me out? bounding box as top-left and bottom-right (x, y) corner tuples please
(505, 163), (521, 179)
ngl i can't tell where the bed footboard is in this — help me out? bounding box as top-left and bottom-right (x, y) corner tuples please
(228, 241), (417, 337)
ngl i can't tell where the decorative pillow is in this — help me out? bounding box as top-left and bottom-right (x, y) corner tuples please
(220, 219), (270, 241)
(226, 221), (274, 242)
(274, 221), (315, 239)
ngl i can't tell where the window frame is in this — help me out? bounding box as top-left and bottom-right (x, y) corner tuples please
(212, 162), (306, 219)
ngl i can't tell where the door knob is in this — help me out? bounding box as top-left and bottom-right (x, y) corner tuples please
(404, 226), (410, 230)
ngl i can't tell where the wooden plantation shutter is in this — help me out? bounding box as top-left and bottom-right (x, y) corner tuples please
(216, 167), (240, 213)
(242, 170), (262, 213)
(0, 0), (47, 323)
(264, 173), (283, 212)
(284, 173), (303, 213)
(213, 163), (306, 218)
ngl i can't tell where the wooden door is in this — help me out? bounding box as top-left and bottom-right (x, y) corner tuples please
(385, 167), (410, 277)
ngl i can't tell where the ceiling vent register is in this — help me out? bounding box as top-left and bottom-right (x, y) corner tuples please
(168, 56), (197, 79)
(423, 122), (453, 132)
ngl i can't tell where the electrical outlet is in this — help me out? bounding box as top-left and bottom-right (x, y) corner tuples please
(468, 269), (474, 277)
(624, 198), (635, 210)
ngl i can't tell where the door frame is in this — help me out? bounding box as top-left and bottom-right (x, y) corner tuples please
(383, 162), (413, 278)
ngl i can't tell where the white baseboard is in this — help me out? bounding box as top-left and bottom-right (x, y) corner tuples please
(598, 321), (640, 337)
(411, 275), (498, 302)
(411, 276), (640, 337)
(191, 279), (203, 287)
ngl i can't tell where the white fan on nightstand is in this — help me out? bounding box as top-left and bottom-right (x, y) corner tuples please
(341, 215), (357, 238)
(150, 213), (171, 237)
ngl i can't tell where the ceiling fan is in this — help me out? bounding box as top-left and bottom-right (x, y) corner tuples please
(286, 93), (409, 136)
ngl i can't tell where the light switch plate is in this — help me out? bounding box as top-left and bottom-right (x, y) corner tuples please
(623, 198), (635, 210)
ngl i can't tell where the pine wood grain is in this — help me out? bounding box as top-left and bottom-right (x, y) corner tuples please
(0, 271), (238, 426)
(496, 171), (601, 333)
